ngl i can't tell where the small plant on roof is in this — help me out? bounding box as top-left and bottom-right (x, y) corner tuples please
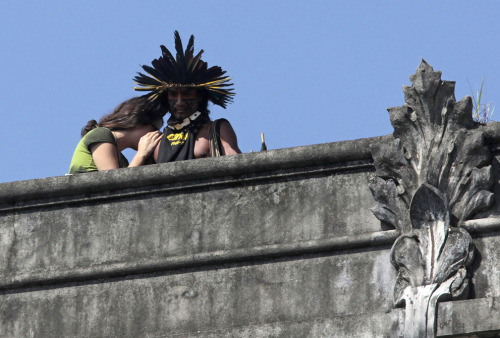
(468, 77), (494, 124)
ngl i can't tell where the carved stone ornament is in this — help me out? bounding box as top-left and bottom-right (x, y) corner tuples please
(369, 60), (494, 337)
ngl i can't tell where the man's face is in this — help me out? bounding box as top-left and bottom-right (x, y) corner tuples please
(168, 88), (200, 119)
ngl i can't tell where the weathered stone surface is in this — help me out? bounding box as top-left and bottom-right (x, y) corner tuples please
(437, 297), (500, 336)
(1, 104), (500, 335)
(470, 233), (500, 300)
(0, 140), (381, 290)
(0, 252), (397, 337)
(0, 138), (403, 337)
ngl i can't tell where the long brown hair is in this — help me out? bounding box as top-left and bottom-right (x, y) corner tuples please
(81, 97), (163, 137)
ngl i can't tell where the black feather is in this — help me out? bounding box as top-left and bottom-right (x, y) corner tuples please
(134, 31), (235, 110)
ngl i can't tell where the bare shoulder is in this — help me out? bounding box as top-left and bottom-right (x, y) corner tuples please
(218, 119), (241, 155)
(90, 142), (115, 154)
(219, 119), (235, 132)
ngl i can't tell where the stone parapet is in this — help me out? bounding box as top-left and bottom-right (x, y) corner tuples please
(0, 127), (499, 336)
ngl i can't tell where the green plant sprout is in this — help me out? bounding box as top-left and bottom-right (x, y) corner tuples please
(468, 77), (494, 123)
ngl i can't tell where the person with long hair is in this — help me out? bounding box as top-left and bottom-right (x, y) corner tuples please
(68, 97), (164, 174)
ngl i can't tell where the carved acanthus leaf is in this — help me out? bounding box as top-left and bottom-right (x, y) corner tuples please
(370, 59), (493, 231)
(410, 184), (449, 285)
(391, 184), (474, 297)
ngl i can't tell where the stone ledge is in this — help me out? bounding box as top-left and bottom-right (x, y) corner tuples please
(159, 311), (404, 337)
(0, 229), (398, 291)
(0, 136), (385, 206)
(3, 217), (497, 292)
(0, 152), (381, 293)
(0, 252), (397, 337)
(0, 159), (373, 212)
(437, 297), (500, 336)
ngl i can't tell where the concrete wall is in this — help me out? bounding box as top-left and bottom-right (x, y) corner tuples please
(0, 133), (499, 337)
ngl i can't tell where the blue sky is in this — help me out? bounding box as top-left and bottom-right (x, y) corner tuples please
(1, 1), (499, 183)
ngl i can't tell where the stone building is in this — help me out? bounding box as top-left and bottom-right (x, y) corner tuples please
(0, 61), (499, 337)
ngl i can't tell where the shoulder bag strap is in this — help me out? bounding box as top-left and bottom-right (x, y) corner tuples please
(209, 119), (227, 157)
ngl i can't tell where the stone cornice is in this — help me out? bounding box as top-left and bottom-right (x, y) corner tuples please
(0, 136), (384, 210)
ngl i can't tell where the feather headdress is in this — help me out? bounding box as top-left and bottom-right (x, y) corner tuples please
(134, 31), (235, 111)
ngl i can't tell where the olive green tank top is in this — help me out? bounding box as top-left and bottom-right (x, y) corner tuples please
(68, 127), (129, 174)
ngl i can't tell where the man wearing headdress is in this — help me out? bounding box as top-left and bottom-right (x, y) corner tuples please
(134, 31), (241, 163)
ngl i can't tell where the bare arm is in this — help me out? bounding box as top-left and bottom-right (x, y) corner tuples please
(219, 120), (241, 155)
(91, 131), (162, 171)
(90, 142), (121, 170)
